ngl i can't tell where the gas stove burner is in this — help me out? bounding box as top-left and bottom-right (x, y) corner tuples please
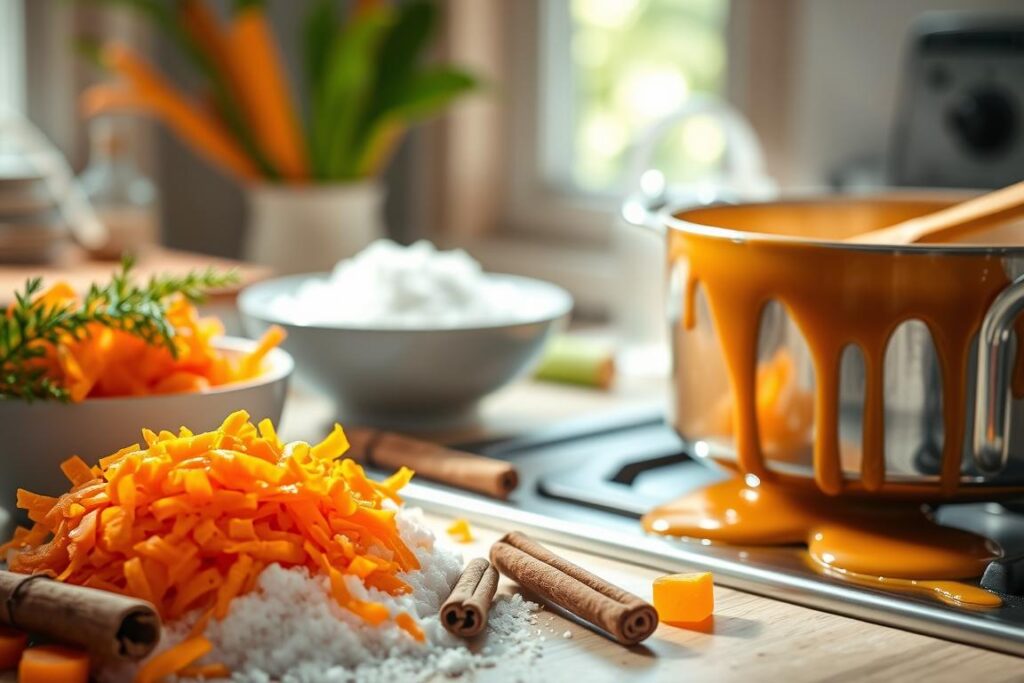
(982, 555), (1024, 598)
(537, 427), (713, 518)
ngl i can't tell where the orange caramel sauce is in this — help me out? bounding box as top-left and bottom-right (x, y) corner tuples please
(642, 478), (1002, 608)
(672, 200), (1013, 496)
(647, 197), (1024, 605)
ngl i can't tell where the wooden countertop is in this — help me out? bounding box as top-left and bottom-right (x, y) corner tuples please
(280, 378), (1022, 681)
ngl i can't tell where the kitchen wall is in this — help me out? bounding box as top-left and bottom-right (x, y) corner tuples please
(782, 0), (1023, 189)
(13, 0), (1024, 255)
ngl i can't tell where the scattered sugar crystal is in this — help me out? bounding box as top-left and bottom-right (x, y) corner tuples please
(100, 509), (542, 683)
(562, 631), (573, 639)
(268, 239), (549, 329)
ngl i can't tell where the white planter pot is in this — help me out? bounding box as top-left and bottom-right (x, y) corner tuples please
(244, 181), (385, 274)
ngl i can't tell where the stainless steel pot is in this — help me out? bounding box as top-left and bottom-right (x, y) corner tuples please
(627, 192), (1024, 499)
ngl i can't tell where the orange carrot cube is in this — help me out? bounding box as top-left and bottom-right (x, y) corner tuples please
(18, 645), (90, 683)
(0, 626), (27, 669)
(652, 572), (715, 624)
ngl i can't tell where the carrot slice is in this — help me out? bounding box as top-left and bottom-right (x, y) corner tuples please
(60, 457), (96, 487)
(310, 423), (349, 461)
(135, 636), (212, 683)
(446, 518), (474, 544)
(214, 554), (253, 620)
(16, 491), (57, 524)
(396, 613), (426, 643)
(0, 626), (27, 669)
(179, 662), (231, 679)
(18, 645), (89, 683)
(123, 557), (155, 606)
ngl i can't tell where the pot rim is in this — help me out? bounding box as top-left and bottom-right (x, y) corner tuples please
(664, 190), (1024, 255)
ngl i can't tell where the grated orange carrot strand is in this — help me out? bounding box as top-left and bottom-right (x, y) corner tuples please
(135, 636), (212, 683)
(60, 457), (96, 487)
(396, 613), (426, 642)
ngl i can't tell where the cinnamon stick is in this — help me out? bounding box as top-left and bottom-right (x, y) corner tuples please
(490, 531), (657, 646)
(346, 429), (519, 500)
(440, 558), (499, 638)
(0, 571), (160, 661)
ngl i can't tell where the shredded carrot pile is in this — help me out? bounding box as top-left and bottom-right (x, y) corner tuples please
(29, 283), (284, 401)
(2, 411), (426, 679)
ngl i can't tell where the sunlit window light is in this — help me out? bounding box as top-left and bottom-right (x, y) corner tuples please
(681, 114), (727, 165)
(565, 0), (729, 194)
(613, 65), (689, 126)
(572, 0), (643, 30)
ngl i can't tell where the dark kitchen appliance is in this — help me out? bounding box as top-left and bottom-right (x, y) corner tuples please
(890, 12), (1024, 188)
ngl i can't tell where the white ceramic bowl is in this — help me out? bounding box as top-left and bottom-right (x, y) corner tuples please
(0, 337), (293, 521)
(238, 273), (573, 426)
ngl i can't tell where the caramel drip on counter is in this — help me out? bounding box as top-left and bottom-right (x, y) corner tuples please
(814, 566), (1002, 608)
(673, 229), (1011, 495)
(643, 478), (1002, 608)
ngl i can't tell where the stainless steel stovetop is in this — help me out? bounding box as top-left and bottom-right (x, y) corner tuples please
(394, 409), (1024, 657)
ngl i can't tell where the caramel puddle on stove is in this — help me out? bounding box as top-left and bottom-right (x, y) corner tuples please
(643, 478), (1002, 608)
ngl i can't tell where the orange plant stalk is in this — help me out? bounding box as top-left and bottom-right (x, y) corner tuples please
(178, 0), (236, 91)
(80, 84), (147, 118)
(227, 4), (309, 180)
(96, 43), (260, 181)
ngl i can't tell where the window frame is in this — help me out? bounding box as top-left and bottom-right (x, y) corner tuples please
(503, 0), (646, 246)
(432, 0), (795, 313)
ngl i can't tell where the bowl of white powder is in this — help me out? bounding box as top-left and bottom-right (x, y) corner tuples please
(239, 240), (572, 424)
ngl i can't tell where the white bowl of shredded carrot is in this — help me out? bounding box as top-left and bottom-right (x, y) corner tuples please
(0, 265), (293, 524)
(0, 337), (292, 526)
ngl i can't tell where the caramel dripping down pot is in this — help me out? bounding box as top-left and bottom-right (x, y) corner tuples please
(627, 192), (1024, 500)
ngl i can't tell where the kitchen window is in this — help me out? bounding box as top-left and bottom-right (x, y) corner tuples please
(443, 0), (754, 312)
(505, 0), (733, 244)
(544, 0), (730, 197)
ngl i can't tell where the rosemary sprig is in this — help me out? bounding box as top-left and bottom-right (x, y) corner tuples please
(0, 257), (239, 402)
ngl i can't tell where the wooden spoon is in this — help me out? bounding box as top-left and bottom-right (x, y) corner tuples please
(848, 179), (1024, 245)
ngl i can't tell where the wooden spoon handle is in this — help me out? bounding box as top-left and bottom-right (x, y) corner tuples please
(849, 179), (1024, 245)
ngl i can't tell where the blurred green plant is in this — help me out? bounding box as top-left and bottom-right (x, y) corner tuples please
(75, 0), (478, 183)
(303, 0), (477, 178)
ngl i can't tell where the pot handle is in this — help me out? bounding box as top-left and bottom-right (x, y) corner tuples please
(619, 94), (775, 233)
(973, 273), (1024, 474)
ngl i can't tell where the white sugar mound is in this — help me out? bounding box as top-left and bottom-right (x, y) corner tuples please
(268, 239), (542, 329)
(101, 508), (542, 683)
